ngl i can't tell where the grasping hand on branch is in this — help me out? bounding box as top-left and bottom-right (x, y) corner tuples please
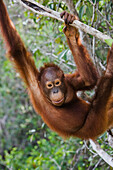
(17, 0), (112, 43)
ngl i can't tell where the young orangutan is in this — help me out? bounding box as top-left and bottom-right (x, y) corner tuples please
(0, 0), (113, 140)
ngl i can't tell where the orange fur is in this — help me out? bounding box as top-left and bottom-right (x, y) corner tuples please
(0, 1), (113, 140)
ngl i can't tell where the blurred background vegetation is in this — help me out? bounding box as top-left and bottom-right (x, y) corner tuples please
(0, 0), (113, 169)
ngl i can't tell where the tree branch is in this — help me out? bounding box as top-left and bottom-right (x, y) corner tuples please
(90, 140), (113, 167)
(17, 0), (112, 43)
(88, 0), (113, 29)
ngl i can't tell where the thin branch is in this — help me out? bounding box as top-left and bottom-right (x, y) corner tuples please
(92, 158), (102, 170)
(56, 0), (62, 12)
(88, 0), (113, 29)
(16, 0), (112, 43)
(70, 144), (86, 170)
(49, 156), (61, 170)
(91, 0), (96, 26)
(90, 140), (113, 167)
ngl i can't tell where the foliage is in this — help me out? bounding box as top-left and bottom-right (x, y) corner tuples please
(105, 39), (113, 47)
(0, 132), (112, 169)
(0, 0), (113, 169)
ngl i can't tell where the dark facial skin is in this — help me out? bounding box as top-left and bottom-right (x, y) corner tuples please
(40, 67), (67, 106)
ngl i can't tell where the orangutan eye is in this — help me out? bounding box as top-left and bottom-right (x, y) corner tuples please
(46, 81), (53, 89)
(55, 79), (61, 87)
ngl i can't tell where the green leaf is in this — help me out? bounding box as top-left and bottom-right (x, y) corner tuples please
(79, 5), (85, 20)
(86, 6), (93, 20)
(105, 39), (113, 46)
